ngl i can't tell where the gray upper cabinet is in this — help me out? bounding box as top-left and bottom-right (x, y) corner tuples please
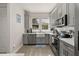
(68, 3), (75, 26)
(62, 4), (67, 16)
(57, 3), (75, 26)
(58, 4), (62, 18)
(50, 7), (58, 27)
(58, 3), (67, 18)
(49, 13), (52, 28)
(50, 3), (67, 27)
(50, 3), (75, 27)
(50, 11), (53, 28)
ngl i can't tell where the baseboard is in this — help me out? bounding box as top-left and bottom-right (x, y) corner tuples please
(13, 44), (23, 53)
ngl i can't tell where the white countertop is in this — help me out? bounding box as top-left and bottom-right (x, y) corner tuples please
(23, 33), (53, 35)
(59, 37), (74, 46)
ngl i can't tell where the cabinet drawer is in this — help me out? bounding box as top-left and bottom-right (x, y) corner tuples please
(36, 37), (46, 44)
(60, 40), (74, 56)
(63, 46), (74, 56)
(62, 41), (74, 52)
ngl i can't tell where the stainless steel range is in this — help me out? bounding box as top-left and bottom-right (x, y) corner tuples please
(50, 28), (60, 55)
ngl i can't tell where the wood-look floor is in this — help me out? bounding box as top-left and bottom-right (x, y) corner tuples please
(17, 45), (54, 56)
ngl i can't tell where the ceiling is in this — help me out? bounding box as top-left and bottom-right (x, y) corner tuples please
(20, 3), (56, 13)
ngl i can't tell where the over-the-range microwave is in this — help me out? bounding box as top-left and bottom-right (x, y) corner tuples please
(56, 14), (67, 27)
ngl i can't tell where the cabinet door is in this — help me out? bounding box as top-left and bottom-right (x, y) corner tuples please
(62, 4), (67, 16)
(58, 3), (67, 18)
(63, 49), (68, 56)
(36, 37), (41, 44)
(45, 34), (49, 44)
(23, 34), (28, 44)
(62, 41), (74, 56)
(32, 34), (36, 44)
(51, 13), (55, 26)
(28, 34), (31, 44)
(59, 41), (64, 56)
(63, 46), (74, 56)
(60, 40), (74, 56)
(50, 13), (54, 28)
(58, 6), (62, 18)
(68, 3), (75, 26)
(36, 34), (47, 44)
(28, 34), (36, 44)
(36, 37), (46, 44)
(40, 37), (46, 44)
(50, 7), (58, 27)
(49, 35), (52, 45)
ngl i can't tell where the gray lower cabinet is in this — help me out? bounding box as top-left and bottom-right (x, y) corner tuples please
(23, 34), (36, 44)
(36, 37), (45, 44)
(28, 34), (36, 44)
(23, 34), (49, 44)
(49, 35), (52, 45)
(23, 34), (28, 44)
(36, 34), (49, 44)
(59, 40), (64, 56)
(59, 40), (74, 56)
(45, 34), (49, 44)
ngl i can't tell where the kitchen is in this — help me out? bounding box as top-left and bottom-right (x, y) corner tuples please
(20, 3), (75, 56)
(0, 3), (78, 56)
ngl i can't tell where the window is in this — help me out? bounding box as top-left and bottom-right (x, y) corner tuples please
(42, 23), (48, 29)
(32, 25), (39, 29)
(41, 18), (49, 30)
(32, 18), (40, 30)
(32, 18), (49, 30)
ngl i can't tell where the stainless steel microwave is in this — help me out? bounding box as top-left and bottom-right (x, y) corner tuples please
(56, 14), (67, 27)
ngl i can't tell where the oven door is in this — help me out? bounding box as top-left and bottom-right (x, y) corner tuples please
(52, 38), (60, 55)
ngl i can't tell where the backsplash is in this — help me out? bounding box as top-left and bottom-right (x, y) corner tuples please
(56, 26), (74, 32)
(62, 26), (74, 31)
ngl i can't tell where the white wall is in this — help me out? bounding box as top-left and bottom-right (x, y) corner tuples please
(9, 4), (24, 52)
(0, 3), (10, 53)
